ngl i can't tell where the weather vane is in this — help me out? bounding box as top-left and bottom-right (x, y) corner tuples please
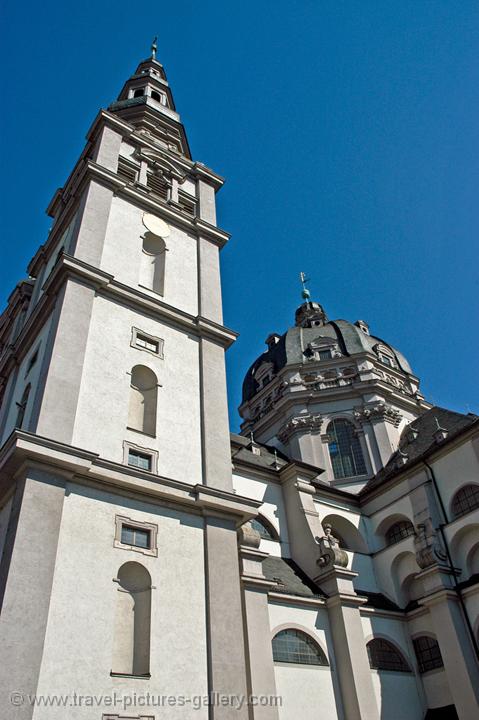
(299, 271), (311, 301)
(151, 36), (158, 60)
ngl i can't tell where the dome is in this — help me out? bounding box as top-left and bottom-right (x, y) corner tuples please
(241, 302), (414, 404)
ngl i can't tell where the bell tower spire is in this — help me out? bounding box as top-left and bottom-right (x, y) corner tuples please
(108, 44), (191, 157)
(150, 35), (158, 60)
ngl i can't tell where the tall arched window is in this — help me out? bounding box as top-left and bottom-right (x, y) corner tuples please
(128, 366), (158, 436)
(15, 384), (31, 429)
(366, 638), (410, 672)
(413, 636), (444, 673)
(111, 562), (151, 676)
(327, 419), (366, 479)
(451, 485), (479, 519)
(385, 520), (415, 546)
(140, 233), (166, 295)
(272, 629), (329, 666)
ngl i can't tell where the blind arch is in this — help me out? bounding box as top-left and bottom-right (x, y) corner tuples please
(112, 562), (151, 676)
(140, 232), (166, 295)
(128, 365), (158, 436)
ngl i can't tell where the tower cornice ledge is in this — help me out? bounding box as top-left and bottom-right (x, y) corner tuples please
(85, 109), (225, 189)
(48, 160), (230, 248)
(42, 254), (238, 348)
(0, 431), (260, 526)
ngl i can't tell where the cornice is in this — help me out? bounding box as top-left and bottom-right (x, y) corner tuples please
(0, 283), (56, 379)
(267, 591), (325, 608)
(242, 376), (427, 438)
(86, 108), (136, 143)
(43, 254), (238, 349)
(0, 430), (260, 525)
(62, 161), (230, 248)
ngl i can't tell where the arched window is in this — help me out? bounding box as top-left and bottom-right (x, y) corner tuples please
(140, 233), (166, 295)
(327, 419), (367, 479)
(451, 485), (479, 519)
(413, 636), (444, 674)
(366, 638), (410, 672)
(133, 88), (144, 98)
(250, 516), (278, 541)
(15, 384), (31, 429)
(111, 562), (151, 676)
(385, 520), (415, 546)
(128, 366), (158, 436)
(272, 629), (329, 666)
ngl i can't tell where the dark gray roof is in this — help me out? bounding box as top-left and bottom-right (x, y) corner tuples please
(242, 317), (413, 402)
(231, 433), (289, 472)
(262, 556), (326, 599)
(362, 406), (479, 493)
(356, 590), (401, 611)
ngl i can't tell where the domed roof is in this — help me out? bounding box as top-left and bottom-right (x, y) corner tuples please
(241, 302), (414, 403)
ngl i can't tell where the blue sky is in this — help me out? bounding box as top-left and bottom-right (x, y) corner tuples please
(1, 1), (478, 430)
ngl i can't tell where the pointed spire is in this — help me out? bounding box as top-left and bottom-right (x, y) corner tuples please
(295, 272), (328, 328)
(151, 36), (158, 60)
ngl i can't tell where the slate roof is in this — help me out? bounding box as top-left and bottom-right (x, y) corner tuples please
(231, 432), (289, 472)
(362, 406), (479, 494)
(357, 590), (401, 612)
(242, 316), (413, 402)
(263, 557), (402, 611)
(262, 556), (326, 599)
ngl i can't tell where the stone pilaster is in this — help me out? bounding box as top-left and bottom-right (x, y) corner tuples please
(238, 524), (279, 720)
(417, 564), (479, 720)
(315, 530), (379, 720)
(0, 467), (66, 720)
(204, 516), (249, 719)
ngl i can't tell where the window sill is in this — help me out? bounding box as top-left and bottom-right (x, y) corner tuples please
(126, 426), (157, 439)
(113, 539), (158, 558)
(110, 672), (151, 679)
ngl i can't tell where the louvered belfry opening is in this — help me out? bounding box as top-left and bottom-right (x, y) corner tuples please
(117, 158), (138, 184)
(146, 172), (169, 200)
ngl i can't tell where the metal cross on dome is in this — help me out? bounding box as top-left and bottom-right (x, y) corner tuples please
(151, 36), (158, 60)
(299, 271), (311, 301)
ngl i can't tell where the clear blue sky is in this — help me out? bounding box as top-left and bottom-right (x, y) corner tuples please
(1, 1), (478, 430)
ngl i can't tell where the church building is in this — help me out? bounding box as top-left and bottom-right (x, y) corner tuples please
(0, 45), (478, 720)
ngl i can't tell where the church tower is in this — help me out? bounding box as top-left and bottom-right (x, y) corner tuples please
(0, 43), (257, 718)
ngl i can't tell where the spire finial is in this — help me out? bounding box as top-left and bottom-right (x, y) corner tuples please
(299, 271), (311, 302)
(151, 36), (158, 60)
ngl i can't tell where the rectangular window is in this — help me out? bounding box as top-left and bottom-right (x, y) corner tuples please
(121, 525), (151, 549)
(318, 350), (332, 361)
(114, 514), (158, 557)
(135, 334), (159, 354)
(380, 354), (393, 367)
(131, 327), (164, 358)
(128, 449), (152, 471)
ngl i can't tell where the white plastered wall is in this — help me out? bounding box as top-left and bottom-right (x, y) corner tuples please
(268, 600), (341, 720)
(0, 315), (53, 445)
(314, 499), (379, 593)
(34, 481), (208, 720)
(232, 472), (289, 557)
(361, 614), (425, 720)
(100, 195), (198, 317)
(406, 612), (454, 709)
(72, 296), (202, 484)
